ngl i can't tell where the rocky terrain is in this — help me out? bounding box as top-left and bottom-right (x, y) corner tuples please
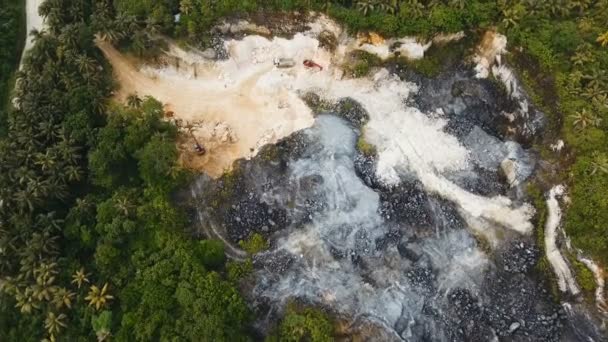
(185, 58), (604, 340)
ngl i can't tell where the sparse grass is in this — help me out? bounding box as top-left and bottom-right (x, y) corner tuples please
(356, 135), (376, 156)
(391, 34), (477, 78)
(238, 233), (269, 255)
(472, 232), (493, 255)
(344, 50), (382, 78)
(259, 144), (279, 161)
(210, 167), (243, 209)
(571, 256), (596, 294)
(301, 92), (333, 114)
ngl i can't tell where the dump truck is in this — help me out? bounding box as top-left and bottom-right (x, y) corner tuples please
(273, 58), (296, 68)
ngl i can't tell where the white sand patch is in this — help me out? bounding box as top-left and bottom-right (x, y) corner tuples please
(545, 186), (580, 295)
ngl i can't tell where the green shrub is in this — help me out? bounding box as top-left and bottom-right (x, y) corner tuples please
(267, 304), (333, 342)
(356, 135), (376, 156)
(239, 233), (269, 255)
(344, 50), (382, 78)
(199, 240), (226, 269)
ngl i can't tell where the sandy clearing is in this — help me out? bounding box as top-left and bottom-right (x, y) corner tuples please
(97, 39), (315, 177)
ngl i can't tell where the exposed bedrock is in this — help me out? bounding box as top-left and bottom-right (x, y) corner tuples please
(183, 61), (603, 340)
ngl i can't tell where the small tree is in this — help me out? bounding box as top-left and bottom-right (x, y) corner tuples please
(92, 310), (112, 341)
(570, 109), (602, 130)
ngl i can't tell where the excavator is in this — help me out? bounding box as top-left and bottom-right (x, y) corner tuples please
(190, 132), (206, 155)
(303, 59), (323, 70)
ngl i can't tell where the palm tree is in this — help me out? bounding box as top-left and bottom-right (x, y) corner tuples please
(37, 121), (61, 141)
(85, 283), (114, 310)
(74, 197), (92, 213)
(127, 94), (143, 109)
(449, 0), (466, 10)
(114, 197), (133, 216)
(34, 262), (58, 284)
(426, 0), (442, 10)
(99, 24), (124, 44)
(502, 7), (521, 29)
(598, 31), (608, 47)
(59, 25), (80, 49)
(71, 268), (90, 289)
(53, 287), (76, 309)
(321, 0), (332, 13)
(356, 0), (376, 15)
(590, 152), (608, 175)
(583, 69), (608, 88)
(29, 28), (46, 44)
(35, 212), (63, 232)
(180, 0), (194, 15)
(523, 0), (544, 16)
(544, 0), (569, 17)
(570, 109), (601, 130)
(568, 0), (592, 13)
(591, 94), (608, 109)
(131, 31), (148, 58)
(56, 140), (81, 165)
(75, 55), (97, 76)
(68, 0), (86, 22)
(570, 44), (593, 67)
(14, 288), (40, 314)
(44, 312), (67, 335)
(31, 280), (58, 302)
(404, 0), (425, 18)
(35, 151), (57, 172)
(377, 0), (397, 14)
(64, 165), (83, 182)
(41, 334), (56, 342)
(24, 231), (59, 258)
(582, 83), (607, 102)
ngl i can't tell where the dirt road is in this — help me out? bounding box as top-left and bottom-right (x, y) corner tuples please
(20, 0), (45, 66)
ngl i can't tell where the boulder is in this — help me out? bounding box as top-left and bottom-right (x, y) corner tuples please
(201, 48), (217, 60)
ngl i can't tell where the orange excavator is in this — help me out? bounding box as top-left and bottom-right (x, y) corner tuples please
(190, 132), (206, 155)
(303, 59), (323, 71)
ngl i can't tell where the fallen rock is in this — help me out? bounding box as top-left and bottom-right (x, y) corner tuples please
(509, 321), (521, 333)
(500, 157), (518, 187)
(201, 48), (217, 59)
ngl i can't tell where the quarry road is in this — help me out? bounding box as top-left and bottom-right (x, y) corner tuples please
(20, 0), (45, 67)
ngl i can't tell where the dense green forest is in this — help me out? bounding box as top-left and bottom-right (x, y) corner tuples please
(0, 0), (25, 134)
(0, 1), (252, 341)
(0, 0), (607, 341)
